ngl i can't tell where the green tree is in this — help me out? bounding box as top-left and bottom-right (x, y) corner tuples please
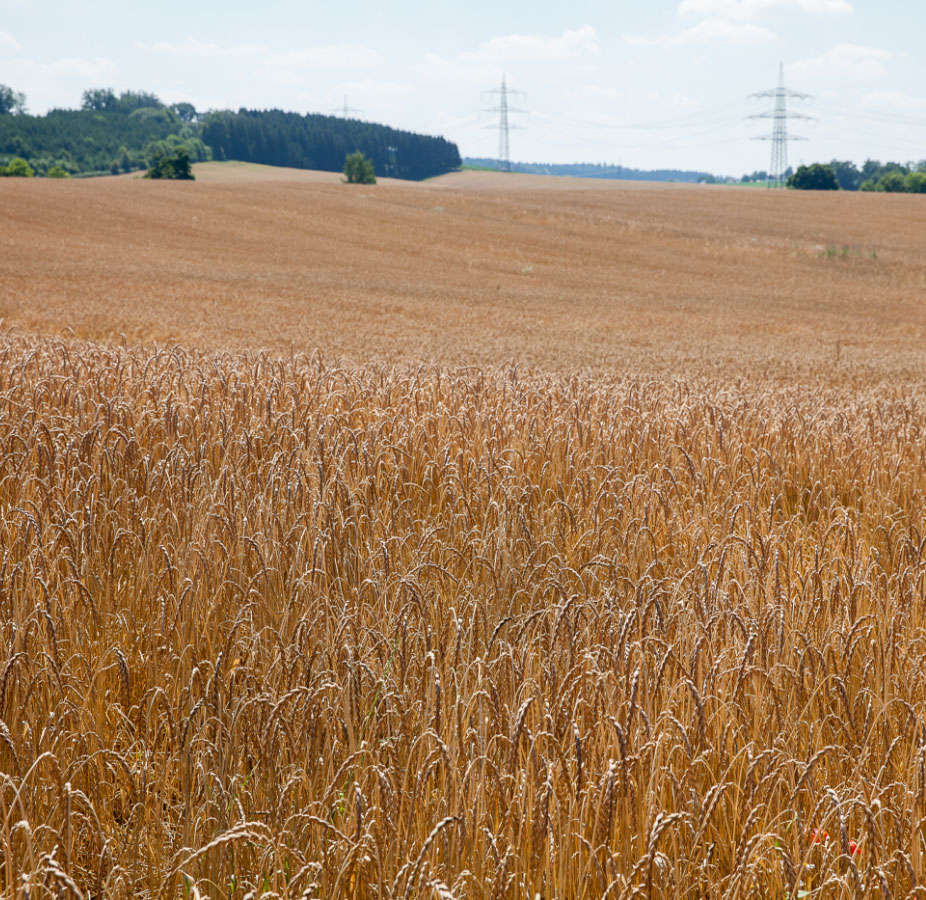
(0, 157), (35, 177)
(343, 150), (376, 184)
(81, 88), (119, 112)
(877, 171), (908, 193)
(829, 159), (861, 191)
(46, 165), (70, 178)
(145, 145), (194, 180)
(170, 102), (198, 123)
(787, 163), (839, 191)
(118, 91), (163, 113)
(860, 159), (882, 183)
(0, 84), (26, 115)
(905, 171), (926, 194)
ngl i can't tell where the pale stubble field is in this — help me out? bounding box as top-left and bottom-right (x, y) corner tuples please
(2, 166), (926, 898)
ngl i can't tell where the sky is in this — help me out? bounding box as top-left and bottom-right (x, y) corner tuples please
(1, 0), (924, 176)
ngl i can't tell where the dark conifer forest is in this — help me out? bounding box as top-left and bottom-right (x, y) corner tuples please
(201, 109), (460, 180)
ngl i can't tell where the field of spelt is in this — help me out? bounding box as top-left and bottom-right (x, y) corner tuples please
(2, 168), (926, 898)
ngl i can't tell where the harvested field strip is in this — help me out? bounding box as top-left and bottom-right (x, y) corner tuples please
(2, 331), (926, 896)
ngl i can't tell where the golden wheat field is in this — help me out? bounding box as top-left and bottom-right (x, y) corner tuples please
(3, 167), (926, 898)
(3, 163), (926, 376)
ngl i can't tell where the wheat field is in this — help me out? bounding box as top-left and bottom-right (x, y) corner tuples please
(2, 170), (926, 898)
(2, 164), (926, 376)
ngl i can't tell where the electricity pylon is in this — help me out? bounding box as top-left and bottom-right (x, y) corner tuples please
(331, 95), (361, 119)
(482, 75), (527, 172)
(748, 63), (814, 188)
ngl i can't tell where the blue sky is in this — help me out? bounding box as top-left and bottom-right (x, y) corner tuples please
(1, 0), (924, 175)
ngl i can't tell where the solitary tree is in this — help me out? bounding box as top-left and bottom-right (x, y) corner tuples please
(788, 163), (839, 191)
(146, 145), (194, 180)
(0, 84), (26, 115)
(343, 150), (376, 184)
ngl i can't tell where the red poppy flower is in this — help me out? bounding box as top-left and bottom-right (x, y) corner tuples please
(848, 840), (860, 856)
(810, 829), (829, 844)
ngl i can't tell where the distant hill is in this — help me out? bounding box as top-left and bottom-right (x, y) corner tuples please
(464, 157), (716, 183)
(0, 90), (462, 180)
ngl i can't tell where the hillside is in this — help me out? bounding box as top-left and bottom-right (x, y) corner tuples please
(1, 163), (925, 378)
(0, 97), (461, 179)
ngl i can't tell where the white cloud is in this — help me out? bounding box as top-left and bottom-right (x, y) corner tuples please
(0, 55), (117, 111)
(414, 26), (599, 82)
(678, 0), (852, 18)
(151, 38), (266, 58)
(0, 30), (20, 51)
(791, 44), (893, 81)
(625, 18), (775, 46)
(262, 45), (383, 70)
(566, 84), (621, 101)
(414, 52), (492, 82)
(43, 57), (118, 79)
(335, 79), (414, 115)
(468, 26), (599, 63)
(670, 92), (699, 109)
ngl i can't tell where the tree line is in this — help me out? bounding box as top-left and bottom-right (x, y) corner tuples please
(0, 88), (208, 176)
(789, 159), (926, 193)
(0, 84), (461, 181)
(464, 157), (714, 183)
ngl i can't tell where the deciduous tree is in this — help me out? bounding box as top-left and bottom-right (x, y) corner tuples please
(343, 150), (376, 184)
(0, 84), (26, 115)
(0, 157), (35, 177)
(787, 163), (839, 191)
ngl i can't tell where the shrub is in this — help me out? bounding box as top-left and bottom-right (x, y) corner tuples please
(343, 150), (376, 184)
(145, 145), (194, 180)
(877, 171), (907, 193)
(0, 156), (34, 177)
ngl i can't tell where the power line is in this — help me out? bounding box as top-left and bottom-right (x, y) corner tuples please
(811, 100), (926, 128)
(540, 97), (750, 133)
(482, 75), (527, 172)
(747, 62), (814, 188)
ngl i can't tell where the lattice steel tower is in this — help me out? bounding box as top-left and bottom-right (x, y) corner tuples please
(483, 75), (527, 172)
(331, 95), (361, 118)
(748, 63), (814, 188)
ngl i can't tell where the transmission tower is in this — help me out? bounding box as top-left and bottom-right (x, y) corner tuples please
(748, 63), (814, 188)
(331, 95), (362, 118)
(482, 75), (527, 172)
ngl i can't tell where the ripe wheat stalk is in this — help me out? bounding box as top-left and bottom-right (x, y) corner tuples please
(0, 330), (923, 897)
